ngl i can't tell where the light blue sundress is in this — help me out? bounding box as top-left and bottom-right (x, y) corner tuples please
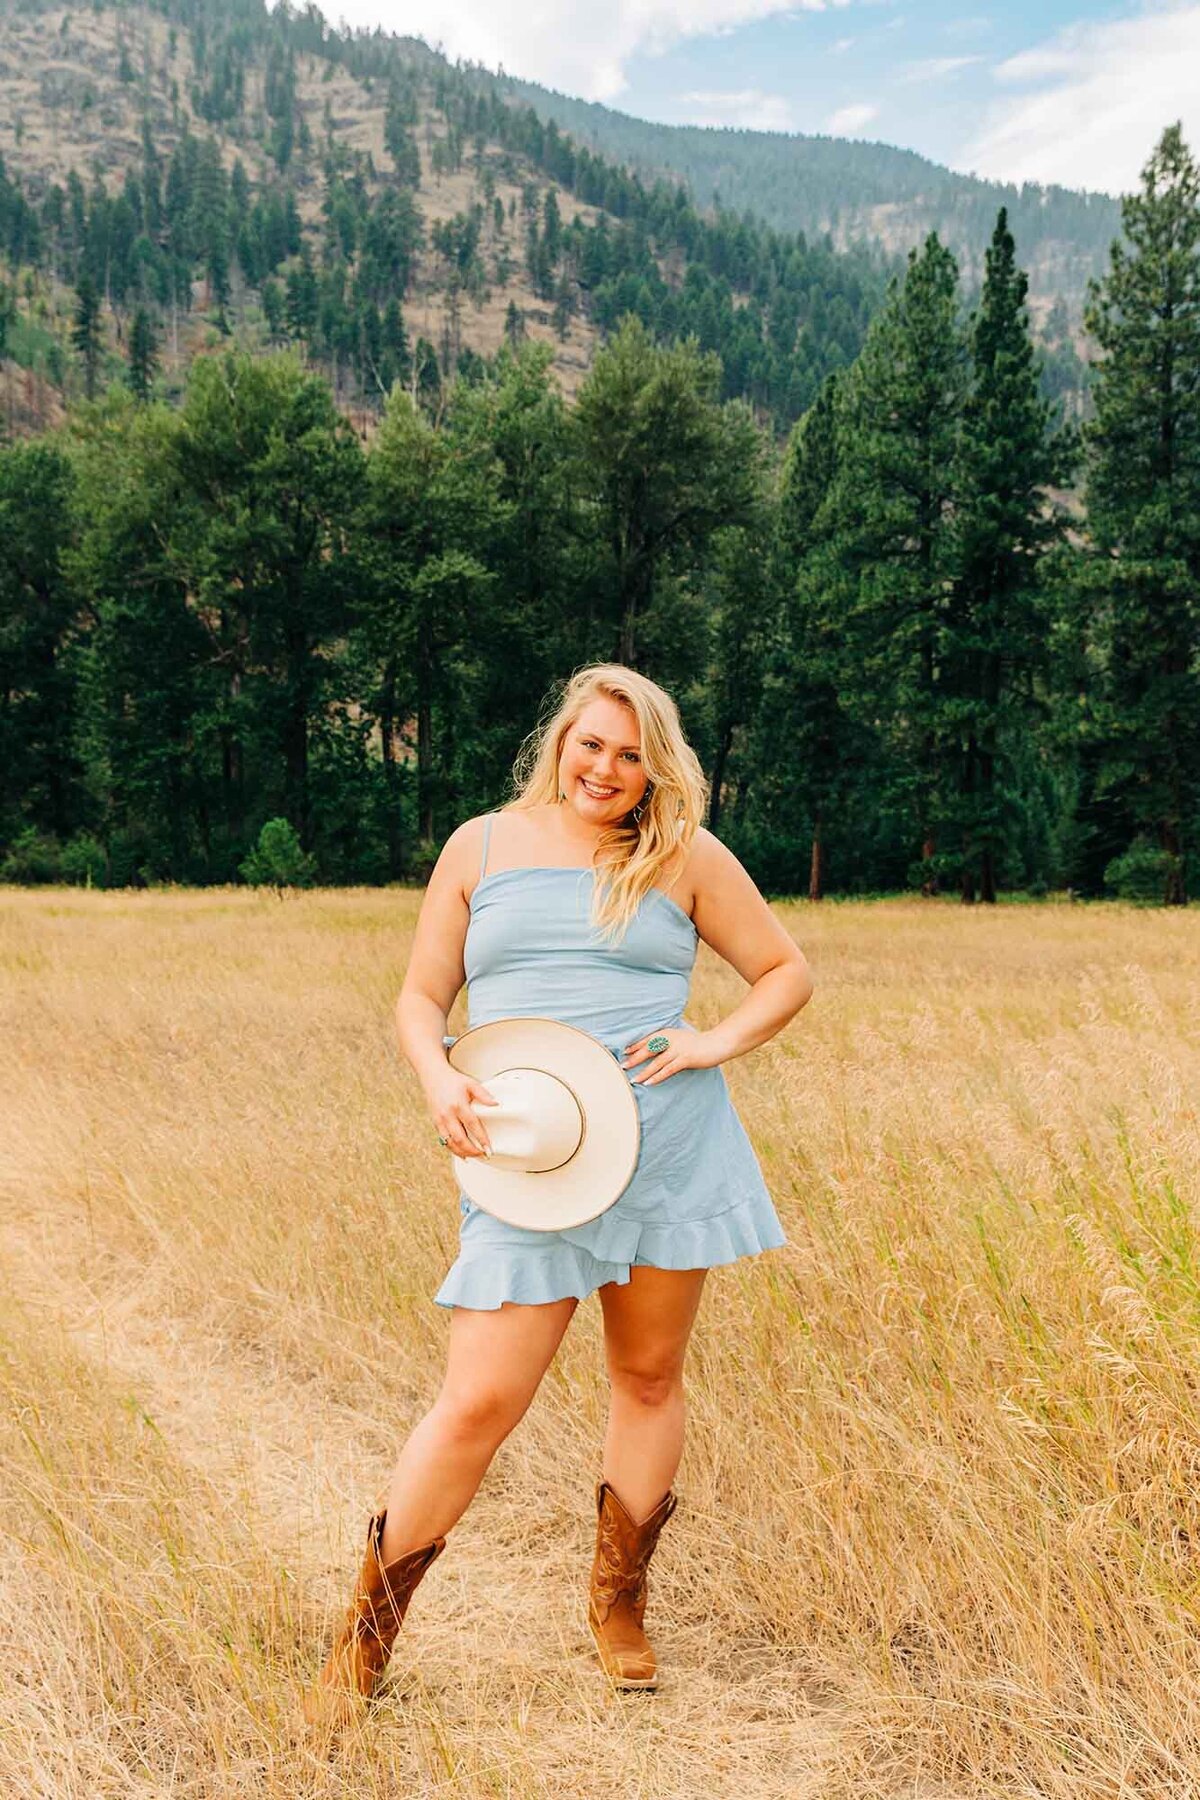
(433, 813), (787, 1310)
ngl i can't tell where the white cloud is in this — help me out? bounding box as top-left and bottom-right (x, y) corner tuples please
(314, 0), (854, 102)
(831, 34), (856, 52)
(826, 101), (879, 135)
(955, 1), (1200, 193)
(898, 54), (981, 83)
(675, 88), (795, 129)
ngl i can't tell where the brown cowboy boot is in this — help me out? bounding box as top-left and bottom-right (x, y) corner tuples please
(588, 1480), (678, 1689)
(302, 1510), (445, 1732)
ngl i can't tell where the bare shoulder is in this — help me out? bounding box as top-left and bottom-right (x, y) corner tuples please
(431, 814), (490, 905)
(671, 826), (745, 907)
(687, 826), (743, 877)
(678, 828), (803, 981)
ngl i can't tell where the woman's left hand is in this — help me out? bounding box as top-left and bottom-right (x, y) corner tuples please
(620, 1027), (722, 1084)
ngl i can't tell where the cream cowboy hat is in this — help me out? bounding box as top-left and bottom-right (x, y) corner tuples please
(446, 1017), (641, 1231)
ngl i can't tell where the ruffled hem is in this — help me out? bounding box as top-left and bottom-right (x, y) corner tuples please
(632, 1187), (787, 1269)
(433, 1242), (632, 1311)
(433, 1189), (787, 1310)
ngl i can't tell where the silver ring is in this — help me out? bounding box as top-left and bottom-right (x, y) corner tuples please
(647, 1034), (669, 1054)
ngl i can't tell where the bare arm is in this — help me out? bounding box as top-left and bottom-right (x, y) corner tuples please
(689, 829), (813, 1062)
(626, 829), (812, 1084)
(396, 817), (497, 1155)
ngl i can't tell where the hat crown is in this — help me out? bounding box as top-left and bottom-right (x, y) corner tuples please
(480, 1067), (584, 1173)
(447, 1016), (640, 1231)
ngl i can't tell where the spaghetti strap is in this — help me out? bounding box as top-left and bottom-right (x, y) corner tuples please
(437, 838), (786, 1311)
(479, 812), (494, 880)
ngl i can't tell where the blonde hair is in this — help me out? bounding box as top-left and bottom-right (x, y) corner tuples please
(503, 663), (709, 941)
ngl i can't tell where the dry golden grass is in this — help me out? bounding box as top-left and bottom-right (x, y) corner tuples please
(4, 885), (1200, 1797)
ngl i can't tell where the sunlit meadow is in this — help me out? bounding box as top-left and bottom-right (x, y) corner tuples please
(3, 886), (1200, 1797)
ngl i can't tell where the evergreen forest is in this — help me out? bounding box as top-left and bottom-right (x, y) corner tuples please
(488, 70), (1122, 306)
(0, 0), (1196, 905)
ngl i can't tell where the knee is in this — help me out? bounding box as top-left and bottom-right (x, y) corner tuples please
(431, 1385), (527, 1448)
(608, 1363), (684, 1410)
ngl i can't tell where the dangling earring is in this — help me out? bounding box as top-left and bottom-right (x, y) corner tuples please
(558, 789), (566, 801)
(631, 781), (653, 824)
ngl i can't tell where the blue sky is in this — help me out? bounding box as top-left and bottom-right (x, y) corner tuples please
(325, 1), (1200, 195)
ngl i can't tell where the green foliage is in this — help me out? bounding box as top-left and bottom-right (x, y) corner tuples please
(0, 280), (14, 360)
(71, 272), (102, 398)
(0, 15), (1190, 907)
(491, 69), (1121, 312)
(1, 827), (65, 884)
(239, 817), (317, 891)
(2, 829), (113, 888)
(128, 306), (158, 400)
(1081, 124), (1200, 904)
(0, 442), (80, 847)
(1103, 836), (1183, 903)
(768, 215), (1071, 899)
(60, 832), (109, 886)
(572, 317), (766, 669)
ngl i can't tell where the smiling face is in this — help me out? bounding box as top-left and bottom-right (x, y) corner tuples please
(557, 695), (649, 825)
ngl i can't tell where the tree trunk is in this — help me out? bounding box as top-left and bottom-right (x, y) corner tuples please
(221, 648), (245, 846)
(417, 610), (434, 843)
(618, 599), (637, 667)
(707, 726), (733, 834)
(380, 660), (403, 878)
(618, 549), (651, 669)
(1162, 819), (1187, 906)
(961, 731), (977, 904)
(809, 821), (824, 903)
(920, 833), (938, 897)
(283, 626), (310, 848)
(979, 736), (997, 904)
(980, 846), (997, 905)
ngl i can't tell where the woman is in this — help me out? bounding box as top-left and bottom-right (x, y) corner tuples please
(303, 663), (813, 1729)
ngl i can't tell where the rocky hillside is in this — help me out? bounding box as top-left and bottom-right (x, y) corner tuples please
(0, 0), (1087, 439)
(0, 2), (609, 412)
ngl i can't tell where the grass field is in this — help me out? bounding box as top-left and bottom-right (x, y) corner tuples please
(3, 886), (1200, 1797)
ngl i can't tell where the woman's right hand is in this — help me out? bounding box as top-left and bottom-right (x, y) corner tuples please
(425, 1065), (500, 1159)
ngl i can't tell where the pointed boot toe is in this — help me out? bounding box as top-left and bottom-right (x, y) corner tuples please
(588, 1481), (677, 1691)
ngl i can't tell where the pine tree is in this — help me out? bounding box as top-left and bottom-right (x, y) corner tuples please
(552, 272), (573, 340)
(765, 371), (875, 899)
(207, 242), (232, 333)
(542, 189), (562, 265)
(948, 207), (1070, 902)
(573, 315), (764, 667)
(823, 233), (968, 892)
(0, 279), (15, 362)
(72, 272), (103, 399)
(381, 296), (411, 387)
(128, 305), (159, 401)
(1083, 123), (1200, 904)
(384, 101), (421, 186)
(285, 246), (319, 342)
(0, 444), (80, 846)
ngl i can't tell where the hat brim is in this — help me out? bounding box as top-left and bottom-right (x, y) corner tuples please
(446, 1017), (640, 1231)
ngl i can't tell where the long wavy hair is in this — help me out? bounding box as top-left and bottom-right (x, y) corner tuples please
(503, 664), (709, 941)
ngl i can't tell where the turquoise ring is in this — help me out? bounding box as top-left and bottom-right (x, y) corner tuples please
(647, 1034), (669, 1054)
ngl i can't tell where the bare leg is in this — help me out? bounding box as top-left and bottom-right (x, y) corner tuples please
(378, 1295), (578, 1563)
(598, 1266), (707, 1521)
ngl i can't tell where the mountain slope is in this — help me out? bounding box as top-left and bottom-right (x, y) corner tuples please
(483, 73), (1123, 318)
(0, 0), (887, 435)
